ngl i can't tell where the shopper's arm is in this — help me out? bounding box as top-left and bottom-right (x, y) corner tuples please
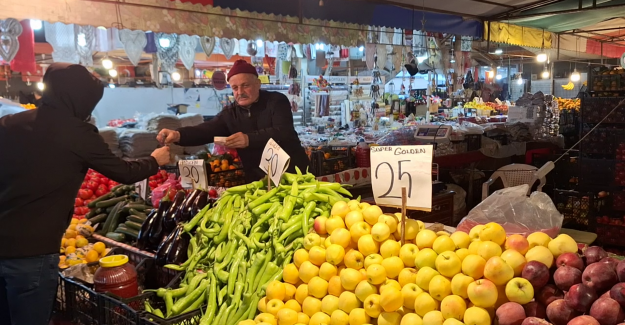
(246, 94), (298, 148)
(176, 111), (230, 146)
(72, 127), (159, 184)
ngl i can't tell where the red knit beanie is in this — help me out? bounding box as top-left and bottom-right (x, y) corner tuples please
(227, 59), (258, 81)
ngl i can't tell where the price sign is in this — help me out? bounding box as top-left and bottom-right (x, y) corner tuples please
(259, 138), (291, 186)
(370, 145), (433, 211)
(259, 75), (270, 84)
(134, 179), (148, 200)
(178, 159), (208, 189)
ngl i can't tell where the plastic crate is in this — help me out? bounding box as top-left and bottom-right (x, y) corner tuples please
(141, 306), (203, 325)
(553, 190), (593, 230)
(465, 134), (482, 151)
(53, 272), (70, 320)
(64, 276), (101, 325)
(207, 168), (245, 187)
(578, 159), (615, 186)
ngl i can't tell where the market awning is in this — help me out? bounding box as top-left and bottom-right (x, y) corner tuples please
(200, 0), (484, 38)
(484, 22), (552, 48)
(2, 0), (366, 46)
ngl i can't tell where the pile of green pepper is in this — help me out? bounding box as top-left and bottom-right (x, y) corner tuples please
(144, 169), (354, 325)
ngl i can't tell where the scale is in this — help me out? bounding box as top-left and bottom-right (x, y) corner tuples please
(414, 124), (453, 143)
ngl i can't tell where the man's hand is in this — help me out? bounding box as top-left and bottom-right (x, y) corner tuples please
(151, 146), (171, 166)
(157, 129), (181, 145)
(225, 132), (249, 148)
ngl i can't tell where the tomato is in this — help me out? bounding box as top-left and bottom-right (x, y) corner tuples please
(149, 180), (158, 188)
(84, 180), (98, 191)
(95, 184), (109, 197)
(108, 180), (119, 187)
(74, 207), (83, 215)
(99, 177), (109, 184)
(208, 189), (218, 198)
(84, 199), (93, 206)
(74, 198), (84, 207)
(78, 189), (93, 200)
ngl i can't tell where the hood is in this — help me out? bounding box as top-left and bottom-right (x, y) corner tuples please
(40, 63), (104, 121)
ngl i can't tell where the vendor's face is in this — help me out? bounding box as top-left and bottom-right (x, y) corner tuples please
(230, 74), (260, 107)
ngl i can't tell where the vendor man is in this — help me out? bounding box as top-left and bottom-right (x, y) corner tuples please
(157, 59), (310, 182)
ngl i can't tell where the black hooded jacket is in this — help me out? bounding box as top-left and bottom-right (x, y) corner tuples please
(177, 90), (310, 182)
(0, 63), (159, 258)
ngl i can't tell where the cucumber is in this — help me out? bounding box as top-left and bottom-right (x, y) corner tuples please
(129, 209), (147, 218)
(102, 201), (125, 234)
(125, 220), (143, 231)
(87, 192), (115, 208)
(116, 227), (139, 239)
(95, 195), (129, 209)
(106, 232), (126, 242)
(127, 215), (147, 224)
(88, 213), (108, 225)
(85, 209), (98, 219)
(125, 204), (149, 212)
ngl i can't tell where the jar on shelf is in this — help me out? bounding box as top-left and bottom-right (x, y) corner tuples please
(93, 255), (138, 298)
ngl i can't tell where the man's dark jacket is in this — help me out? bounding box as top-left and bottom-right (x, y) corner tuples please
(0, 63), (159, 258)
(177, 90), (310, 182)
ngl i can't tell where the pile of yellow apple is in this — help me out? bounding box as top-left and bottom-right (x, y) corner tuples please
(246, 200), (579, 325)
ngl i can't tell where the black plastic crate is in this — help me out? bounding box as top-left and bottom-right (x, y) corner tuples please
(141, 306), (203, 325)
(579, 158), (615, 186)
(553, 189), (594, 230)
(53, 272), (69, 320)
(466, 134), (482, 151)
(64, 276), (101, 325)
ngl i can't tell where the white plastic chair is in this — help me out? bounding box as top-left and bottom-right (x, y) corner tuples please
(482, 164), (546, 201)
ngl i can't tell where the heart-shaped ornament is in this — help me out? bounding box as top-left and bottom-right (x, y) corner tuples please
(119, 29), (147, 66)
(178, 34), (198, 71)
(0, 19), (23, 62)
(220, 38), (235, 59)
(200, 36), (215, 58)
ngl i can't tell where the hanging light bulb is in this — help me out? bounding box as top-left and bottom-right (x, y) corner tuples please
(537, 52), (547, 63)
(487, 71), (494, 78)
(256, 39), (264, 47)
(496, 74), (502, 80)
(102, 57), (113, 70)
(109, 84), (116, 89)
(30, 19), (42, 30)
(159, 37), (171, 48)
(36, 82), (44, 91)
(541, 68), (550, 79)
(517, 76), (523, 85)
(359, 46), (364, 52)
(494, 47), (503, 55)
(571, 69), (581, 82)
(172, 72), (181, 81)
(450, 56), (456, 63)
(109, 69), (118, 77)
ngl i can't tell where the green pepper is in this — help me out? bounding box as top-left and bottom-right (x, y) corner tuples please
(172, 278), (209, 315)
(226, 180), (265, 193)
(279, 223), (303, 242)
(228, 247), (247, 296)
(164, 291), (174, 317)
(213, 210), (233, 244)
(184, 204), (212, 232)
(212, 303), (228, 325)
(186, 247), (209, 273)
(303, 201), (316, 234)
(152, 308), (164, 318)
(251, 202), (281, 233)
(199, 272), (218, 325)
(259, 263), (283, 290)
(248, 187), (279, 210)
(253, 249), (273, 292)
(218, 285), (228, 305)
(233, 229), (255, 250)
(231, 293), (253, 325)
(318, 187), (351, 198)
(251, 202), (273, 216)
(247, 294), (262, 319)
(182, 290), (205, 313)
(186, 272), (208, 296)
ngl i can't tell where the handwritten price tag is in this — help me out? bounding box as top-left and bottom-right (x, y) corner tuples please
(134, 179), (148, 200)
(370, 145), (433, 211)
(259, 138), (291, 186)
(178, 159), (208, 189)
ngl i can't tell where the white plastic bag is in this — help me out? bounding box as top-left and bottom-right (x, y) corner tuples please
(456, 184), (563, 237)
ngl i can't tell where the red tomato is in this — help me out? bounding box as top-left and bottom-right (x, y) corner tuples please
(99, 177), (109, 184)
(85, 180), (98, 191)
(95, 184), (109, 197)
(108, 180), (119, 187)
(75, 215), (85, 220)
(74, 198), (84, 207)
(149, 180), (158, 188)
(74, 207), (83, 215)
(78, 189), (93, 200)
(84, 199), (93, 206)
(80, 182), (88, 189)
(208, 189), (218, 198)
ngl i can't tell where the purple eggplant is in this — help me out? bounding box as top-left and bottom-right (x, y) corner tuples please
(147, 192), (173, 251)
(175, 189), (202, 224)
(191, 192), (210, 216)
(165, 226), (190, 265)
(155, 226), (179, 266)
(162, 190), (186, 235)
(136, 209), (158, 251)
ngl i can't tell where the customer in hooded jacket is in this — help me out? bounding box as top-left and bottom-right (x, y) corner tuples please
(0, 63), (171, 325)
(157, 59), (310, 182)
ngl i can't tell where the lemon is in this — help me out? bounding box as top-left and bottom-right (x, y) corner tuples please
(85, 250), (100, 263)
(93, 242), (106, 254)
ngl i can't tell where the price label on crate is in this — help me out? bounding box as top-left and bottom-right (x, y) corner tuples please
(178, 159), (208, 189)
(259, 138), (290, 186)
(370, 145), (433, 211)
(134, 179), (148, 200)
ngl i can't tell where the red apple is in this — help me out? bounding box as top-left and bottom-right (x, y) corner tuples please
(583, 262), (619, 294)
(567, 316), (600, 325)
(589, 297), (625, 325)
(556, 252), (585, 271)
(537, 284), (565, 306)
(523, 261), (551, 290)
(524, 301), (547, 318)
(616, 261), (625, 282)
(554, 266), (583, 291)
(602, 257), (621, 271)
(496, 302), (526, 325)
(565, 283), (598, 313)
(586, 247), (609, 265)
(547, 299), (581, 325)
(610, 283), (625, 309)
(522, 317), (552, 325)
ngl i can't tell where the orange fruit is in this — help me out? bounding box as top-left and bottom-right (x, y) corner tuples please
(65, 229), (77, 238)
(93, 242), (106, 254)
(76, 237), (88, 248)
(61, 238), (68, 248)
(70, 218), (79, 225)
(65, 238), (76, 248)
(85, 250), (100, 263)
(68, 224), (77, 231)
(65, 246), (76, 255)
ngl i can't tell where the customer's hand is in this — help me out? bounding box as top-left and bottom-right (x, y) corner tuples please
(151, 146), (171, 166)
(157, 129), (180, 145)
(225, 132), (249, 148)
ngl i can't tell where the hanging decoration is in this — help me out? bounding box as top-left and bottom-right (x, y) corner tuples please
(212, 70), (226, 90)
(199, 36), (215, 57)
(150, 53), (162, 89)
(144, 32), (157, 54)
(119, 29), (147, 66)
(178, 34), (198, 71)
(44, 22), (79, 63)
(155, 33), (179, 73)
(246, 41), (258, 56)
(74, 25), (96, 66)
(220, 38), (235, 59)
(0, 18), (23, 63)
(10, 20), (35, 74)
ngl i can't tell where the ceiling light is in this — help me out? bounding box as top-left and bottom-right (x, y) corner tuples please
(450, 57), (456, 63)
(109, 69), (118, 77)
(541, 69), (550, 79)
(495, 47), (503, 55)
(102, 58), (113, 70)
(417, 52), (428, 64)
(77, 33), (87, 47)
(517, 77), (523, 85)
(571, 69), (581, 82)
(496, 74), (502, 80)
(315, 43), (325, 51)
(109, 84), (116, 89)
(172, 72), (181, 81)
(358, 46), (364, 52)
(256, 39), (264, 47)
(487, 71), (494, 78)
(36, 82), (44, 91)
(537, 53), (547, 63)
(159, 38), (171, 48)
(30, 20), (42, 30)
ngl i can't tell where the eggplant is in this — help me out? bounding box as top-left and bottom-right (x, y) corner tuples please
(136, 209), (158, 251)
(165, 226), (190, 265)
(175, 189), (202, 224)
(162, 190), (186, 235)
(147, 193), (173, 251)
(191, 192), (211, 216)
(155, 226), (179, 266)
